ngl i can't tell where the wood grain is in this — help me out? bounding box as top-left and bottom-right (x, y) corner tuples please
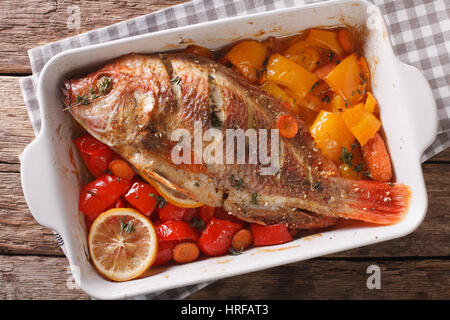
(188, 258), (450, 300)
(0, 255), (88, 299)
(1, 255), (448, 300)
(0, 0), (189, 74)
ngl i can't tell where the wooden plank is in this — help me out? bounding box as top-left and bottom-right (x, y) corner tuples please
(0, 0), (189, 73)
(0, 171), (62, 256)
(1, 254), (448, 299)
(0, 255), (88, 299)
(0, 77), (35, 167)
(189, 258), (450, 299)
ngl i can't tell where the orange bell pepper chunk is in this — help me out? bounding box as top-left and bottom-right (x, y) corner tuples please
(260, 81), (295, 109)
(306, 29), (344, 56)
(331, 94), (346, 112)
(325, 53), (366, 106)
(264, 53), (318, 98)
(224, 40), (268, 83)
(341, 103), (381, 146)
(183, 45), (214, 60)
(358, 56), (371, 90)
(310, 111), (355, 163)
(365, 92), (377, 113)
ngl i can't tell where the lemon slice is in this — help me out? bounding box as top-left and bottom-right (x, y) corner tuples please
(88, 208), (158, 281)
(149, 180), (203, 209)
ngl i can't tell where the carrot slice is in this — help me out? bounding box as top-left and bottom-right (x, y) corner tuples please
(108, 159), (135, 181)
(231, 229), (253, 251)
(172, 242), (200, 264)
(361, 132), (392, 182)
(337, 29), (355, 53)
(277, 115), (298, 139)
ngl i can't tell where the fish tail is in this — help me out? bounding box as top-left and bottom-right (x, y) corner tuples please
(340, 180), (411, 224)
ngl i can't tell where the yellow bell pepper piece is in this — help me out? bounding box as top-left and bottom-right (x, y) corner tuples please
(310, 110), (355, 164)
(330, 94), (346, 112)
(324, 53), (366, 106)
(264, 53), (318, 98)
(306, 29), (344, 56)
(341, 103), (381, 146)
(260, 82), (295, 109)
(224, 40), (268, 83)
(365, 92), (377, 113)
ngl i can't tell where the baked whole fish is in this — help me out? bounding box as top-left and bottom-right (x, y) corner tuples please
(63, 53), (410, 231)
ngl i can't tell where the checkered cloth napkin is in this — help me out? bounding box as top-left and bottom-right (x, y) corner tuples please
(19, 0), (450, 299)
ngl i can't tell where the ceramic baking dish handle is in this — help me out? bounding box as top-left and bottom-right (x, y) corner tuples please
(21, 135), (62, 232)
(398, 61), (438, 156)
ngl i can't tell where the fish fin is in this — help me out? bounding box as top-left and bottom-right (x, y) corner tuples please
(341, 180), (411, 224)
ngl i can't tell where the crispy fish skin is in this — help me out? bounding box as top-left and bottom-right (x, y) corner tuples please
(63, 53), (410, 229)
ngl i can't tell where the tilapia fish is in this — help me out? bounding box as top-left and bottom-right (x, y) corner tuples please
(63, 53), (410, 231)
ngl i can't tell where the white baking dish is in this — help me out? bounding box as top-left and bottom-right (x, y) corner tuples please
(21, 0), (437, 299)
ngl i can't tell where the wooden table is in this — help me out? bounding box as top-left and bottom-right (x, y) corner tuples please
(0, 1), (448, 300)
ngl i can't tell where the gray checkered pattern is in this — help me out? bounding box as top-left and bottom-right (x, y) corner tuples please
(19, 0), (450, 299)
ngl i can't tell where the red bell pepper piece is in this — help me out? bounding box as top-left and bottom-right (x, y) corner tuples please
(198, 218), (242, 256)
(182, 208), (198, 222)
(124, 180), (160, 216)
(199, 206), (214, 224)
(158, 203), (188, 222)
(114, 198), (127, 208)
(156, 221), (199, 242)
(151, 241), (177, 267)
(250, 223), (293, 246)
(73, 134), (114, 177)
(79, 175), (131, 222)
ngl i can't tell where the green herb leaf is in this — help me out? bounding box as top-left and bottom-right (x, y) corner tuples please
(230, 175), (244, 190)
(119, 218), (135, 234)
(229, 247), (243, 256)
(170, 76), (181, 85)
(251, 192), (258, 205)
(339, 147), (353, 168)
(313, 181), (323, 192)
(189, 217), (205, 230)
(328, 51), (336, 62)
(321, 95), (331, 104)
(310, 81), (320, 92)
(353, 163), (364, 174)
(97, 76), (111, 95)
(149, 193), (167, 209)
(210, 105), (222, 128)
(76, 94), (90, 105)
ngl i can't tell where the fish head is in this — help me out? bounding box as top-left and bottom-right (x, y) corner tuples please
(62, 64), (133, 143)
